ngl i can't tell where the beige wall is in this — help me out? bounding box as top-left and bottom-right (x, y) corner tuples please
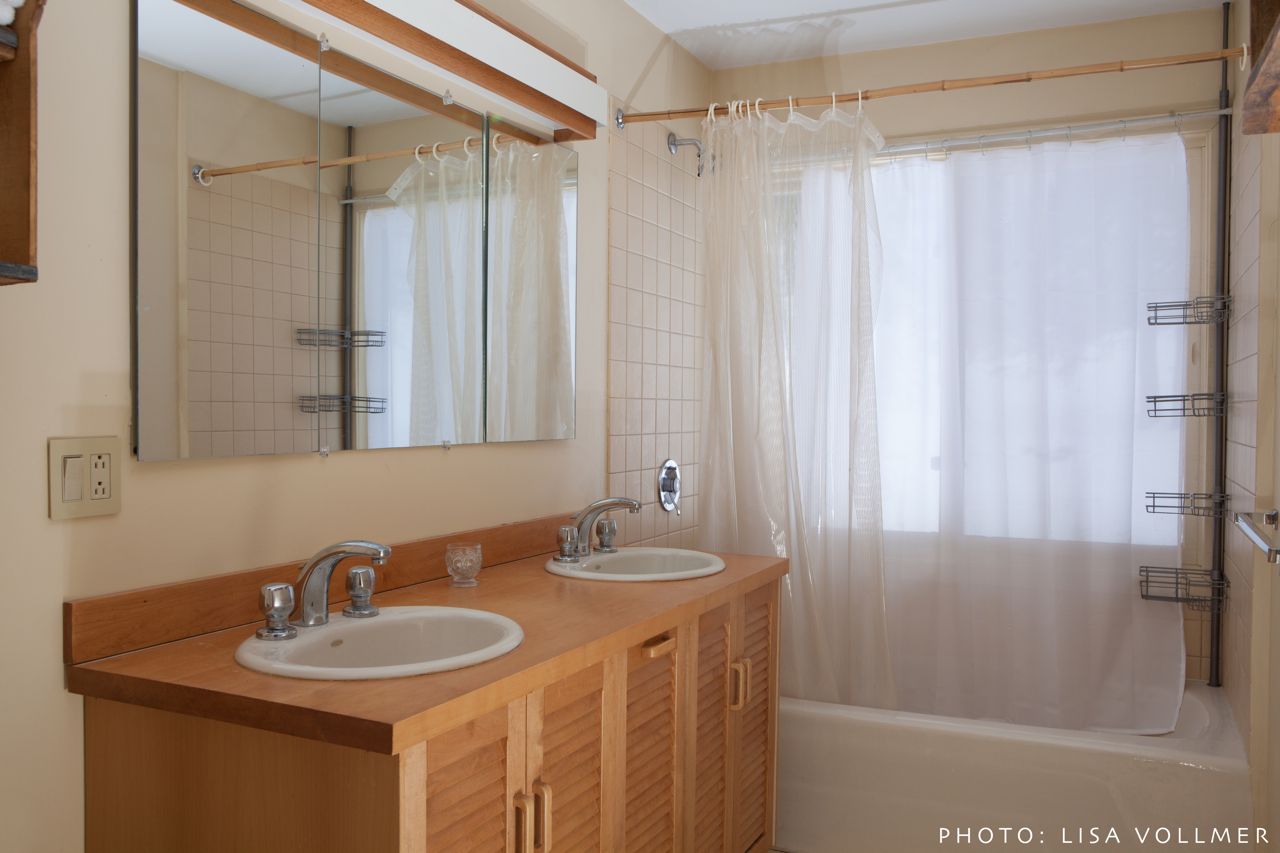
(0, 3), (711, 852)
(713, 10), (1222, 140)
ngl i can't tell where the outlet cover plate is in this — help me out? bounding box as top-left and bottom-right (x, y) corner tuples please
(49, 436), (122, 520)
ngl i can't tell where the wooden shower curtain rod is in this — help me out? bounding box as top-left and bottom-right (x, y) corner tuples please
(192, 132), (528, 184)
(615, 47), (1246, 125)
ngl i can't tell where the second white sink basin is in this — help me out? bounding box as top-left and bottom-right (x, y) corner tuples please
(235, 606), (523, 680)
(545, 547), (726, 582)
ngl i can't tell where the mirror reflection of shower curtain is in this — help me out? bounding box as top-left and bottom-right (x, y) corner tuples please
(872, 134), (1189, 733)
(487, 141), (576, 441)
(380, 147), (484, 446)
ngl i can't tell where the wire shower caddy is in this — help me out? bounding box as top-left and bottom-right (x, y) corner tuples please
(1139, 566), (1228, 612)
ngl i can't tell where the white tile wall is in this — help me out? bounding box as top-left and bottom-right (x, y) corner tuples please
(607, 111), (705, 547)
(185, 167), (344, 457)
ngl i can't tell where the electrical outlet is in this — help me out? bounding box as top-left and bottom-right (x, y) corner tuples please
(90, 453), (111, 500)
(49, 436), (122, 520)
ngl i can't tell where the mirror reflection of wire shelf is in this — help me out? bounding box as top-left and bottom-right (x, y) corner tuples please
(1139, 566), (1228, 612)
(1146, 295), (1231, 326)
(1145, 392), (1227, 418)
(295, 328), (386, 348)
(1144, 491), (1229, 518)
(297, 395), (388, 414)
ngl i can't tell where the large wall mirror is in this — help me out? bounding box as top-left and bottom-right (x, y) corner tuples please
(133, 0), (577, 461)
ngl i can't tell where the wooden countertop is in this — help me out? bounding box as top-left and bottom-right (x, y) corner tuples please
(68, 552), (787, 754)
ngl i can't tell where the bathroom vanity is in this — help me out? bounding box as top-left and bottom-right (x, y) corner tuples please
(66, 528), (786, 853)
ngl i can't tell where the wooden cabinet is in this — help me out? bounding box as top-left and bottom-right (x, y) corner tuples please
(83, 578), (781, 853)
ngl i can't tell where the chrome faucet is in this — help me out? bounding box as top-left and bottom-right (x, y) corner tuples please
(292, 540), (392, 627)
(557, 498), (641, 562)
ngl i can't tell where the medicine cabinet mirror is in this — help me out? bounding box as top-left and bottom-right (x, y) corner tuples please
(133, 0), (578, 461)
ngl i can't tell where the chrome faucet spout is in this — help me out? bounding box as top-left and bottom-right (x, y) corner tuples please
(569, 497), (641, 559)
(292, 540), (392, 627)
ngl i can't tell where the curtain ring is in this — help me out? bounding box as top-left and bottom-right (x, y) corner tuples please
(755, 97), (763, 119)
(463, 136), (477, 156)
(1241, 42), (1250, 71)
(192, 166), (213, 187)
(857, 89), (863, 113)
(492, 132), (503, 153)
(831, 92), (836, 113)
(414, 144), (428, 164)
(431, 142), (444, 162)
(1066, 126), (1072, 148)
(788, 95), (794, 119)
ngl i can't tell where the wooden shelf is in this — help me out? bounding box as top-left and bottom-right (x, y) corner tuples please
(0, 2), (42, 284)
(1245, 0), (1280, 134)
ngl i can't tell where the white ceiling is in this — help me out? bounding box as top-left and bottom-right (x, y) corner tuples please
(137, 0), (426, 127)
(623, 0), (1222, 70)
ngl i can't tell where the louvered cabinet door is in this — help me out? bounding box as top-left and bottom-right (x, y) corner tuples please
(529, 663), (606, 853)
(732, 582), (779, 853)
(623, 632), (679, 852)
(422, 702), (523, 853)
(693, 605), (732, 852)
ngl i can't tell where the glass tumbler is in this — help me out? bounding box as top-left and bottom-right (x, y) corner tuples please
(446, 542), (483, 587)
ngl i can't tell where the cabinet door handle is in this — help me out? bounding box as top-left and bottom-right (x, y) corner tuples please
(534, 780), (553, 851)
(728, 661), (747, 711)
(742, 656), (754, 705)
(641, 634), (676, 659)
(515, 793), (536, 853)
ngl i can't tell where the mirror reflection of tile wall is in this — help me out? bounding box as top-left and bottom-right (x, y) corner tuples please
(184, 171), (342, 458)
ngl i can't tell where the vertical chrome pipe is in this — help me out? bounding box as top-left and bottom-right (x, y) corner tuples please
(1208, 1), (1231, 688)
(342, 126), (355, 450)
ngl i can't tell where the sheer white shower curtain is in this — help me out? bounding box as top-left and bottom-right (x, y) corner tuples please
(872, 134), (1189, 733)
(699, 104), (897, 708)
(383, 146), (484, 446)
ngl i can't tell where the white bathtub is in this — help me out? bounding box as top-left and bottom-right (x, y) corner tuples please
(774, 685), (1253, 852)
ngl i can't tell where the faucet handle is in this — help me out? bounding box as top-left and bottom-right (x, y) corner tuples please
(555, 525), (580, 563)
(343, 566), (379, 618)
(256, 583), (298, 640)
(595, 518), (619, 553)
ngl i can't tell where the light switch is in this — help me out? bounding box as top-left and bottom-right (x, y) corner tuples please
(49, 436), (122, 520)
(61, 454), (84, 502)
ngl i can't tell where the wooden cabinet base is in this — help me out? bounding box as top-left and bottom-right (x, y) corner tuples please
(83, 578), (782, 852)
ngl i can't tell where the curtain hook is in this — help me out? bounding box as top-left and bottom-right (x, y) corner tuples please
(1121, 119), (1128, 142)
(831, 91), (836, 113)
(414, 144), (428, 164)
(1025, 130), (1032, 150)
(431, 142), (444, 162)
(707, 102), (718, 124)
(492, 132), (503, 154)
(755, 97), (763, 119)
(1066, 126), (1072, 148)
(1241, 42), (1250, 72)
(857, 89), (863, 113)
(788, 95), (795, 119)
(464, 136), (477, 157)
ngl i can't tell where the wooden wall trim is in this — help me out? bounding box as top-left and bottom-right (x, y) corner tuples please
(0, 0), (44, 284)
(305, 0), (596, 141)
(64, 513), (571, 665)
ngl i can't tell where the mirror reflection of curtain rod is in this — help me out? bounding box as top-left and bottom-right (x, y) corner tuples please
(191, 132), (530, 186)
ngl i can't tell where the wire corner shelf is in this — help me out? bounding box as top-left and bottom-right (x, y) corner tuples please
(1146, 295), (1231, 326)
(298, 394), (387, 414)
(1145, 392), (1227, 418)
(296, 328), (386, 349)
(1145, 491), (1229, 518)
(1139, 566), (1228, 612)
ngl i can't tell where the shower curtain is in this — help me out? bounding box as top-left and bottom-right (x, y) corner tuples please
(699, 109), (1188, 731)
(487, 140), (576, 441)
(698, 104), (897, 708)
(384, 145), (484, 446)
(872, 134), (1189, 733)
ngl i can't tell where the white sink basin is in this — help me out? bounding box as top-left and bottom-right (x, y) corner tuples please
(545, 547), (726, 582)
(235, 606), (523, 680)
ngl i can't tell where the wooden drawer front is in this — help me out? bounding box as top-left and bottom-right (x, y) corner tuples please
(424, 709), (510, 852)
(734, 590), (774, 853)
(625, 636), (678, 852)
(695, 606), (732, 852)
(539, 664), (605, 852)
